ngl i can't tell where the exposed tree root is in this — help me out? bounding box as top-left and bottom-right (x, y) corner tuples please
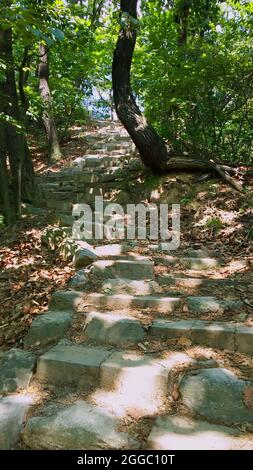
(112, 1), (243, 193)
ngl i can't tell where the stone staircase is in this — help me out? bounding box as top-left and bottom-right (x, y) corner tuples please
(1, 120), (253, 450)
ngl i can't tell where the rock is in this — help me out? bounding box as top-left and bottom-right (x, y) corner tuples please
(36, 342), (111, 388)
(24, 311), (72, 349)
(147, 415), (253, 450)
(22, 401), (134, 450)
(236, 325), (253, 354)
(0, 349), (35, 393)
(191, 321), (235, 350)
(69, 270), (88, 289)
(99, 351), (169, 416)
(0, 394), (35, 449)
(73, 246), (98, 269)
(92, 259), (154, 280)
(49, 290), (82, 311)
(187, 296), (243, 314)
(180, 368), (253, 426)
(86, 293), (180, 313)
(150, 320), (195, 339)
(84, 311), (145, 345)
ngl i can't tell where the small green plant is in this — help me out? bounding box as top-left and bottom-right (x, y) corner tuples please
(0, 214), (5, 229)
(205, 217), (223, 233)
(180, 195), (192, 205)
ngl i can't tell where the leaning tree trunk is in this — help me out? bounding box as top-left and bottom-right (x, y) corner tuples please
(38, 43), (62, 163)
(112, 0), (242, 191)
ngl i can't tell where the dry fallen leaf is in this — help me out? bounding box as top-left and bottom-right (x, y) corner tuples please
(243, 385), (253, 411)
(172, 383), (180, 401)
(177, 336), (192, 347)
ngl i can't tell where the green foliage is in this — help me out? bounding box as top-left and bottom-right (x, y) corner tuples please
(0, 214), (5, 229)
(132, 0), (253, 164)
(1, 0), (252, 166)
(205, 217), (223, 232)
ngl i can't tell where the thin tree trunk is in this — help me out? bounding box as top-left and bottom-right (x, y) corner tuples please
(38, 43), (62, 163)
(112, 0), (242, 191)
(0, 26), (35, 217)
(0, 128), (16, 226)
(19, 46), (30, 117)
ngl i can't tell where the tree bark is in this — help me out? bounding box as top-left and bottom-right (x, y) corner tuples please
(0, 26), (35, 218)
(112, 0), (243, 191)
(18, 46), (30, 117)
(38, 43), (62, 163)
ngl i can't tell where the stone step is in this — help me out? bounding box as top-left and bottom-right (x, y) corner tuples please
(157, 275), (237, 288)
(147, 414), (253, 450)
(36, 342), (112, 388)
(87, 148), (129, 156)
(49, 289), (243, 316)
(84, 311), (145, 345)
(22, 400), (135, 450)
(49, 290), (180, 313)
(0, 349), (35, 393)
(179, 367), (253, 428)
(90, 142), (132, 151)
(24, 311), (73, 349)
(86, 293), (181, 312)
(94, 350), (173, 416)
(91, 259), (154, 280)
(150, 319), (253, 354)
(0, 394), (36, 450)
(101, 278), (162, 296)
(84, 155), (126, 168)
(154, 255), (220, 270)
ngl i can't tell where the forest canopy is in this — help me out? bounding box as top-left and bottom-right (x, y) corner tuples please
(0, 0), (252, 224)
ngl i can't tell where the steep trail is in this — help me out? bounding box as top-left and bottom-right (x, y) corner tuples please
(1, 121), (253, 450)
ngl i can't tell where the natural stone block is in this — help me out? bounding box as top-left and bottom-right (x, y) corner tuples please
(0, 349), (35, 393)
(84, 311), (145, 345)
(0, 394), (35, 449)
(180, 368), (253, 426)
(24, 311), (72, 348)
(36, 342), (111, 388)
(22, 401), (135, 450)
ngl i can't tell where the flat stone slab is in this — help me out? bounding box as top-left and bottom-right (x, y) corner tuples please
(150, 320), (195, 340)
(149, 319), (253, 353)
(94, 244), (127, 258)
(49, 290), (83, 311)
(180, 368), (253, 427)
(22, 401), (134, 450)
(0, 394), (35, 449)
(187, 296), (243, 314)
(36, 342), (112, 388)
(101, 279), (161, 296)
(155, 256), (220, 270)
(87, 293), (180, 312)
(157, 276), (235, 288)
(236, 325), (253, 355)
(182, 257), (220, 269)
(191, 321), (235, 350)
(92, 259), (154, 280)
(0, 349), (35, 393)
(147, 415), (253, 450)
(99, 351), (169, 416)
(84, 311), (145, 345)
(24, 311), (72, 348)
(72, 243), (98, 269)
